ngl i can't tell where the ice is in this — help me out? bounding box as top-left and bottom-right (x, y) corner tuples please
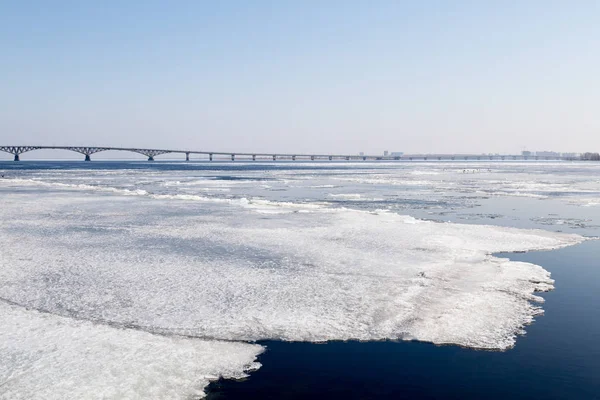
(0, 191), (583, 353)
(0, 178), (324, 212)
(531, 216), (594, 229)
(328, 193), (364, 199)
(0, 178), (149, 196)
(339, 176), (435, 186)
(0, 302), (263, 399)
(570, 198), (600, 207)
(410, 170), (441, 175)
(0, 166), (592, 397)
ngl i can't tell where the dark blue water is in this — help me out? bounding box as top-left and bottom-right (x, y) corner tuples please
(209, 241), (600, 400)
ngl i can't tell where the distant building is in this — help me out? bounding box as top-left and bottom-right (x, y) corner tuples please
(383, 151), (389, 156)
(390, 152), (404, 157)
(561, 152), (579, 158)
(359, 152), (364, 156)
(535, 151), (560, 157)
(522, 151), (532, 157)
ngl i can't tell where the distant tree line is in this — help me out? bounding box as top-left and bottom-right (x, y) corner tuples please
(582, 152), (600, 161)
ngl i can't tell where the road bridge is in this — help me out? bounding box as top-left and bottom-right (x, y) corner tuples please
(0, 146), (580, 162)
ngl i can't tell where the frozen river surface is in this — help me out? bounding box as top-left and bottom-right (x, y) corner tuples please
(0, 161), (599, 399)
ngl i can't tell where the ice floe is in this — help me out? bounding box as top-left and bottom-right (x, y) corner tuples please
(0, 191), (583, 352)
(0, 302), (262, 399)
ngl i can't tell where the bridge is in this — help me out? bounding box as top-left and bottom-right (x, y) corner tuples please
(0, 146), (580, 162)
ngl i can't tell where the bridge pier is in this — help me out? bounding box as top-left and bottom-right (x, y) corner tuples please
(311, 156), (315, 161)
(131, 149), (171, 161)
(252, 155), (256, 161)
(209, 154), (213, 161)
(363, 156), (367, 161)
(329, 156), (332, 161)
(231, 154), (235, 161)
(186, 152), (190, 161)
(85, 154), (91, 161)
(273, 155), (276, 161)
(0, 146), (44, 161)
(292, 155), (296, 161)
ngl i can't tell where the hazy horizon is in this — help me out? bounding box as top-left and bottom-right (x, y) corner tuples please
(1, 1), (599, 155)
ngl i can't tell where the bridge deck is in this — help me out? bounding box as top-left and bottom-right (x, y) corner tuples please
(0, 146), (580, 161)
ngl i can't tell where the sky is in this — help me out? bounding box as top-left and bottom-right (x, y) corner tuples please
(1, 1), (599, 158)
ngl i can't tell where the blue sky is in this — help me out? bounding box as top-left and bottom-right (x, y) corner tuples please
(1, 1), (599, 156)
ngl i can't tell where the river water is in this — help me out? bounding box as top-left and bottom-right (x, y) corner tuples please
(0, 161), (598, 399)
